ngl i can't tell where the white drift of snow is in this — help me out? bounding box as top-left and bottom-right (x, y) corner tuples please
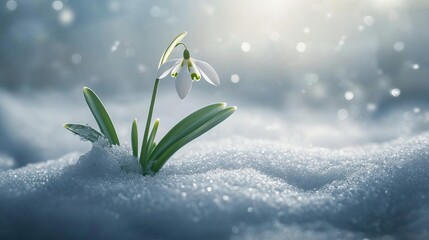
(1, 134), (428, 239)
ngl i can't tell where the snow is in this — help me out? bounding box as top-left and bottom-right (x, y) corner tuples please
(1, 133), (429, 239)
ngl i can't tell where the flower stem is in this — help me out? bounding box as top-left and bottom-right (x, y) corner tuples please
(175, 42), (188, 50)
(140, 78), (160, 175)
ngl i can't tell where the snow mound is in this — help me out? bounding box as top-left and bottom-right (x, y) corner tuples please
(1, 136), (429, 240)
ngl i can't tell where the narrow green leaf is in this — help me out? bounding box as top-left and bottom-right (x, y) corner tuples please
(149, 103), (227, 161)
(146, 119), (160, 157)
(148, 142), (157, 158)
(158, 32), (187, 68)
(63, 123), (103, 143)
(83, 87), (120, 145)
(150, 105), (236, 173)
(141, 119), (160, 172)
(131, 118), (138, 158)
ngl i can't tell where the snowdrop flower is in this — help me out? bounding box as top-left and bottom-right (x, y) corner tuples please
(157, 49), (220, 99)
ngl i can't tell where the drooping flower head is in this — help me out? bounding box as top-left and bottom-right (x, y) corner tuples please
(157, 48), (220, 99)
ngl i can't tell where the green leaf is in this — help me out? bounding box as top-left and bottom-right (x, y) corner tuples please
(148, 142), (157, 159)
(63, 123), (103, 143)
(83, 87), (120, 145)
(149, 103), (226, 161)
(149, 104), (236, 173)
(141, 119), (160, 172)
(158, 32), (187, 68)
(146, 119), (160, 157)
(131, 118), (138, 158)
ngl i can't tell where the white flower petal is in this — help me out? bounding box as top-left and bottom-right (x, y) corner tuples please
(156, 59), (180, 79)
(194, 59), (220, 86)
(175, 65), (193, 99)
(189, 60), (201, 81)
(171, 59), (184, 78)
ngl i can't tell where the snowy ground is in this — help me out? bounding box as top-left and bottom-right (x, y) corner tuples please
(1, 134), (429, 239)
(1, 91), (429, 239)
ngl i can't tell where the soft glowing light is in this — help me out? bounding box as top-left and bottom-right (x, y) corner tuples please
(412, 64), (420, 70)
(59, 8), (74, 25)
(241, 42), (251, 52)
(6, 0), (17, 11)
(414, 107), (421, 114)
(363, 16), (374, 26)
(71, 53), (82, 65)
(394, 41), (405, 52)
(338, 36), (346, 46)
(296, 42), (307, 52)
(231, 74), (240, 83)
(367, 103), (377, 112)
(111, 41), (120, 52)
(52, 1), (64, 11)
(344, 91), (354, 100)
(390, 88), (401, 97)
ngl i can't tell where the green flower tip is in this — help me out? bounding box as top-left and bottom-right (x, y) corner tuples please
(183, 49), (190, 59)
(191, 73), (201, 81)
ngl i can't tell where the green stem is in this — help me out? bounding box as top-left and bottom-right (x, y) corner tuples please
(140, 78), (160, 175)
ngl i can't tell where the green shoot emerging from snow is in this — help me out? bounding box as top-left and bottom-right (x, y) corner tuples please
(64, 32), (236, 175)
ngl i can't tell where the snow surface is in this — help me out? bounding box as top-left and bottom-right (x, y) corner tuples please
(1, 134), (429, 239)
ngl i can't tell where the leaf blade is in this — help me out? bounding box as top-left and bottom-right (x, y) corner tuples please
(131, 118), (138, 158)
(149, 103), (227, 160)
(158, 32), (187, 68)
(83, 87), (120, 145)
(146, 119), (160, 157)
(150, 106), (236, 173)
(142, 119), (160, 171)
(63, 123), (103, 143)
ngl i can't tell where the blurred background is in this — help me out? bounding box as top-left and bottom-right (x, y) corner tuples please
(1, 0), (429, 169)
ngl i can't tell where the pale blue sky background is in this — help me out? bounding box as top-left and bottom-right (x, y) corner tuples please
(1, 0), (428, 108)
